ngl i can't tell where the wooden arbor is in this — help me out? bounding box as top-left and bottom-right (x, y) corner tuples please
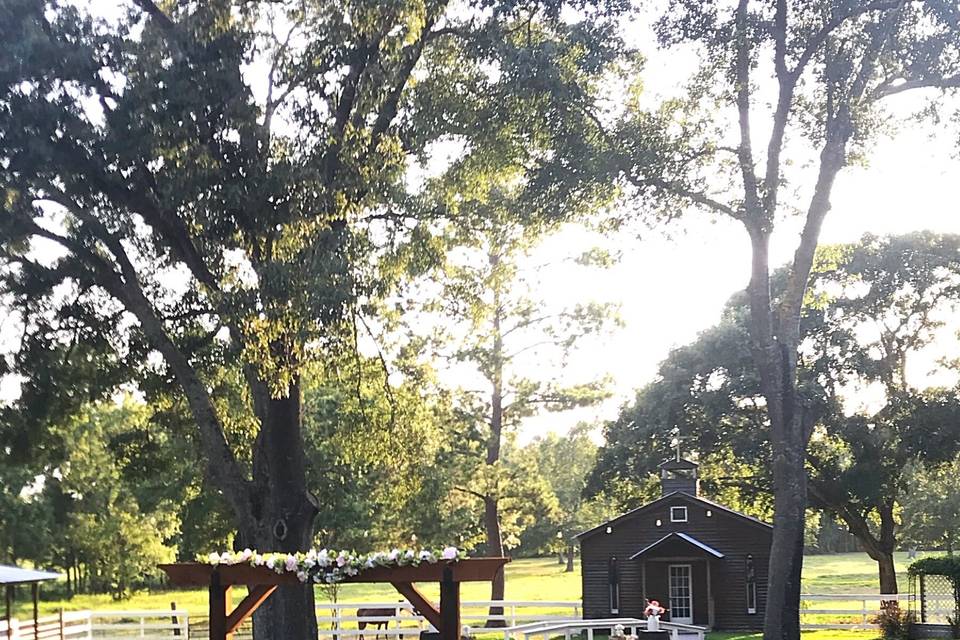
(159, 557), (508, 640)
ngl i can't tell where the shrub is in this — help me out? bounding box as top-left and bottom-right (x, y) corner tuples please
(873, 607), (915, 640)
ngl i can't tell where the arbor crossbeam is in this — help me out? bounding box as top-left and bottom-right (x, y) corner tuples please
(159, 558), (508, 640)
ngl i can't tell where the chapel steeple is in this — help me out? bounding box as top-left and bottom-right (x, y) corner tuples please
(657, 428), (699, 496)
(658, 458), (699, 496)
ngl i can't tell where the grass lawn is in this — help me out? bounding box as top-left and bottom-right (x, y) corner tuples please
(11, 552), (932, 639)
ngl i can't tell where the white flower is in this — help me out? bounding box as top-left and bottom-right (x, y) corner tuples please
(296, 571), (308, 582)
(336, 552), (348, 567)
(441, 547), (459, 560)
(285, 555), (298, 572)
(419, 550), (433, 561)
(208, 552), (221, 565)
(220, 551), (232, 564)
(388, 549), (399, 561)
(266, 557), (276, 570)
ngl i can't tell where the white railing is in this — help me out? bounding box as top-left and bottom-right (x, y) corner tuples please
(495, 617), (706, 640)
(316, 601), (581, 638)
(799, 593), (912, 629)
(89, 610), (190, 638)
(1, 612), (92, 640)
(0, 610), (188, 640)
(317, 595), (930, 634)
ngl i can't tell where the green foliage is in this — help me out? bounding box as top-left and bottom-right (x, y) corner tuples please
(300, 354), (452, 550)
(902, 457), (960, 554)
(514, 424), (618, 556)
(908, 556), (960, 580)
(52, 399), (178, 598)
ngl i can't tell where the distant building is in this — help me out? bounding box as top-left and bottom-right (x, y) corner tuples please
(575, 458), (772, 630)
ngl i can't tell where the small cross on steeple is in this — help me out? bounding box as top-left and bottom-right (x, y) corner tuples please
(669, 427), (685, 462)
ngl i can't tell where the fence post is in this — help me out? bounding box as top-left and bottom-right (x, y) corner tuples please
(510, 605), (516, 627)
(171, 601), (182, 637)
(58, 608), (64, 640)
(862, 598), (868, 626)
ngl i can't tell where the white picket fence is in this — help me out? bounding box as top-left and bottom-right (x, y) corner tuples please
(0, 610), (189, 640)
(0, 594), (935, 639)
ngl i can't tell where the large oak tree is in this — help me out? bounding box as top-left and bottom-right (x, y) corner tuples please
(0, 1), (628, 637)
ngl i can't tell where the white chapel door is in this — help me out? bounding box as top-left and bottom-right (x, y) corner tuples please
(668, 564), (693, 624)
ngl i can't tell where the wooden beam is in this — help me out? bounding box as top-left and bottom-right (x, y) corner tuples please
(225, 585), (278, 634)
(391, 581), (442, 631)
(159, 558), (509, 587)
(439, 566), (460, 640)
(5, 584), (11, 623)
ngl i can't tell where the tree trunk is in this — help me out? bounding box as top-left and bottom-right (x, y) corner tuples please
(247, 378), (320, 640)
(877, 503), (899, 602)
(565, 546), (575, 573)
(484, 495), (506, 626)
(745, 226), (806, 640)
(485, 264), (506, 627)
(557, 552), (565, 565)
(878, 552), (898, 598)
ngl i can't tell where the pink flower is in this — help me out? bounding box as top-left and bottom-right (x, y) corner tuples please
(441, 547), (459, 560)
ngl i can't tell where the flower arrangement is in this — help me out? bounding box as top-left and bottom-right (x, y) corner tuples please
(199, 546), (465, 584)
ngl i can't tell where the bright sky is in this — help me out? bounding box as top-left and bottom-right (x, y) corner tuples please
(513, 27), (960, 441)
(517, 118), (960, 441)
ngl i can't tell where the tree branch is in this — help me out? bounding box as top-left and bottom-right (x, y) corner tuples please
(734, 0), (762, 219)
(872, 73), (960, 99)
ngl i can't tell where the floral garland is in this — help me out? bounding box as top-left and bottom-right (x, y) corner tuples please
(200, 546), (465, 584)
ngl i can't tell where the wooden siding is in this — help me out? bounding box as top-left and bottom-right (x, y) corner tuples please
(579, 493), (771, 630)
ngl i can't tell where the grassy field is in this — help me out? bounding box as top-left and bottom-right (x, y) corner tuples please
(10, 552), (932, 639)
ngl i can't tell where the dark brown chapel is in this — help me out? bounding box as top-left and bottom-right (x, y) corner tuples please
(575, 458), (772, 630)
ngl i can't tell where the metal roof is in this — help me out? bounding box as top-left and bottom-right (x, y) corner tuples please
(629, 532), (725, 560)
(0, 565), (61, 585)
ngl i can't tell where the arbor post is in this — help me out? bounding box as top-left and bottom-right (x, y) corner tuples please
(209, 569), (232, 640)
(440, 566), (460, 640)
